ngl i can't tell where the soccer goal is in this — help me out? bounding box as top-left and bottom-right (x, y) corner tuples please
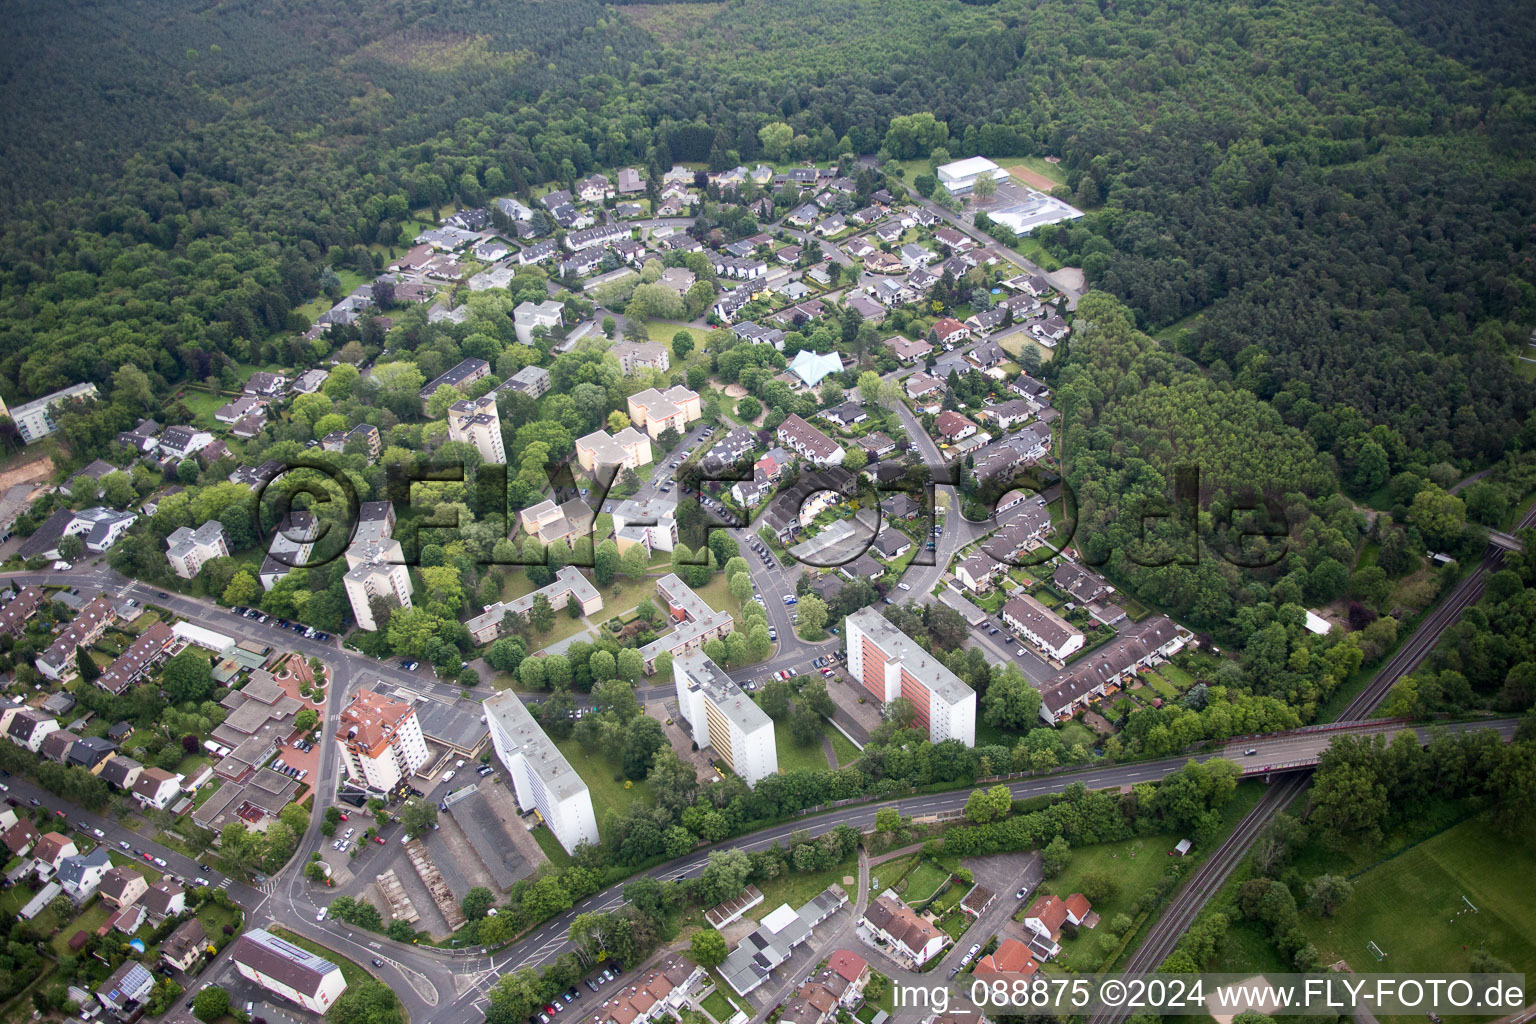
(1367, 941), (1387, 962)
(1461, 896), (1479, 914)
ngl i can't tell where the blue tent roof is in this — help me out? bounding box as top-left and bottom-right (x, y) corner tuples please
(789, 349), (842, 388)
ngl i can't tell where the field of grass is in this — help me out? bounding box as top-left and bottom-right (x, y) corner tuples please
(531, 824), (575, 870)
(871, 854), (918, 893)
(1299, 817), (1536, 978)
(699, 989), (736, 1023)
(178, 388), (236, 429)
(554, 738), (656, 822)
(1006, 157), (1068, 186)
(827, 726), (860, 766)
(903, 861), (951, 904)
(1157, 662), (1196, 688)
(773, 722), (833, 774)
(690, 572), (744, 620)
(997, 327), (1057, 365)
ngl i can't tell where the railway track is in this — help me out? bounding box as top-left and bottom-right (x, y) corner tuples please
(1088, 511), (1535, 1023)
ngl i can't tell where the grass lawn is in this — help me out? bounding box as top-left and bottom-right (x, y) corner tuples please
(827, 727), (861, 766)
(903, 861), (951, 904)
(271, 927), (372, 990)
(772, 723), (833, 774)
(51, 899), (113, 954)
(700, 990), (736, 1023)
(530, 825), (575, 870)
(1299, 817), (1536, 980)
(1006, 156), (1068, 186)
(690, 572), (744, 620)
(1116, 593), (1152, 621)
(195, 898), (244, 940)
(750, 853), (855, 920)
(524, 608), (597, 649)
(1143, 673), (1179, 700)
(554, 738), (656, 821)
(295, 269), (368, 323)
(597, 575), (665, 619)
(642, 322), (714, 369)
(1157, 662), (1196, 688)
(178, 389), (236, 430)
(998, 327), (1057, 365)
(937, 908), (972, 941)
(871, 855), (918, 894)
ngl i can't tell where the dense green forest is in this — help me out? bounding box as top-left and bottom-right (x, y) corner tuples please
(0, 0), (1532, 466)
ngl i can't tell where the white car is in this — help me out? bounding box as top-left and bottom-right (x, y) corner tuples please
(1016, 648), (1026, 657)
(442, 770), (457, 783)
(317, 907), (328, 921)
(898, 582), (911, 591)
(154, 857), (167, 868)
(92, 828), (105, 838)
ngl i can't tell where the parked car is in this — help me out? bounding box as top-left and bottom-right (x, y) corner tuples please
(1016, 886), (1030, 899)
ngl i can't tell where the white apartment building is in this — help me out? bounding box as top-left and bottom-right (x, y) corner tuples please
(626, 385), (701, 440)
(446, 394), (506, 464)
(342, 502), (412, 632)
(484, 691), (599, 854)
(611, 497), (678, 554)
(575, 426), (653, 473)
(845, 607), (975, 746)
(230, 928), (348, 1015)
(2, 383), (99, 444)
(514, 299), (564, 345)
(674, 652), (777, 786)
(337, 689), (429, 794)
(164, 521), (230, 579)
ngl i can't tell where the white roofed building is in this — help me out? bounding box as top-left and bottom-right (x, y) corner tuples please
(484, 691), (598, 853)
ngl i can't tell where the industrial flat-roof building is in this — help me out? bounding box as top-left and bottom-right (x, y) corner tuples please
(483, 691), (598, 854)
(674, 653), (777, 786)
(844, 608), (975, 746)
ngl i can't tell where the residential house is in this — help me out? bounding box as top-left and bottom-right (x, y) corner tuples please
(131, 767), (184, 810)
(616, 168), (644, 193)
(161, 918), (208, 973)
(886, 335), (932, 363)
(57, 847), (113, 901)
(231, 927), (348, 1014)
(99, 756), (143, 792)
(823, 402), (867, 429)
(1002, 594), (1085, 661)
(931, 317), (971, 349)
(1053, 561), (1113, 604)
(857, 432), (897, 458)
(1038, 616), (1186, 722)
(243, 372), (286, 398)
(1022, 892), (1092, 955)
(984, 399), (1035, 431)
(35, 594), (116, 679)
(1032, 315), (1070, 344)
(99, 866), (149, 910)
(33, 832), (79, 874)
(975, 937), (1039, 976)
(955, 553), (1002, 593)
(96, 960), (155, 1020)
(20, 506), (137, 560)
(934, 411), (978, 443)
(899, 243), (937, 269)
(904, 371), (945, 401)
(862, 894), (946, 966)
(967, 339), (1008, 368)
(872, 530), (911, 560)
(141, 880), (186, 924)
(777, 414), (845, 467)
(116, 418), (160, 455)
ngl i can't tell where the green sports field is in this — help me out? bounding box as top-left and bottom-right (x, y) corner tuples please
(1300, 817), (1536, 978)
